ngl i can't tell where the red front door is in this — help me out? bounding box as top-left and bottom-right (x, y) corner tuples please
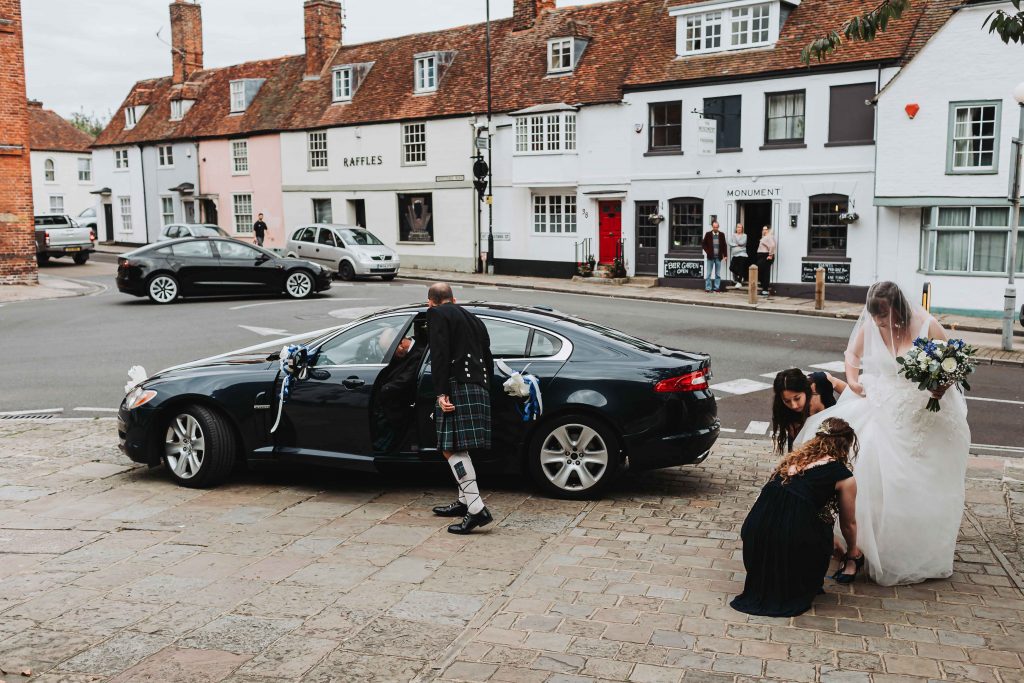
(598, 201), (622, 264)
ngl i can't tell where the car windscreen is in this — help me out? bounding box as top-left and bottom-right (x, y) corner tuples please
(567, 317), (661, 353)
(191, 225), (225, 237)
(340, 229), (384, 246)
(34, 216), (70, 226)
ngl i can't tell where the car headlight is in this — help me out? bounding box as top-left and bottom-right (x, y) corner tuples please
(125, 387), (157, 410)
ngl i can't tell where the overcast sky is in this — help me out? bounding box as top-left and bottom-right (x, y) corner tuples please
(22, 0), (604, 121)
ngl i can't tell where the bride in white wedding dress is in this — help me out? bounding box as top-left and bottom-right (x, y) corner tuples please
(796, 281), (970, 586)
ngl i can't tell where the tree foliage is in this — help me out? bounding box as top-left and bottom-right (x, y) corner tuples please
(68, 109), (110, 138)
(801, 0), (1024, 65)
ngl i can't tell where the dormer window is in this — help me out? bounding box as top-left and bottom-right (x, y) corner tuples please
(333, 67), (352, 101)
(229, 79), (265, 113)
(672, 0), (784, 56)
(546, 37), (588, 75)
(124, 106), (145, 129)
(169, 99), (194, 122)
(331, 62), (373, 103)
(548, 38), (573, 73)
(415, 55), (437, 93)
(413, 51), (455, 94)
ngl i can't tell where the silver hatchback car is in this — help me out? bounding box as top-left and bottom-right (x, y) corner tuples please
(285, 224), (400, 281)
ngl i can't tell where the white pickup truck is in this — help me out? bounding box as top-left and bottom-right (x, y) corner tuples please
(34, 214), (96, 265)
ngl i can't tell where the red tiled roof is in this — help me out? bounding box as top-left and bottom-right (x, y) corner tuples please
(28, 103), (94, 153)
(94, 0), (957, 147)
(623, 0), (951, 88)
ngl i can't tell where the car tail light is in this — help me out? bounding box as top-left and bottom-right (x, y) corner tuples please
(89, 229), (96, 242)
(44, 230), (50, 246)
(654, 368), (709, 393)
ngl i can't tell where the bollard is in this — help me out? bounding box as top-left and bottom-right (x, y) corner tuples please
(921, 282), (932, 312)
(814, 267), (825, 311)
(748, 264), (758, 304)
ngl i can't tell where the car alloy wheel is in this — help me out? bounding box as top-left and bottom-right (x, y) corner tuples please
(165, 413), (205, 480)
(338, 261), (356, 281)
(148, 274), (178, 304)
(285, 270), (314, 298)
(528, 415), (619, 499)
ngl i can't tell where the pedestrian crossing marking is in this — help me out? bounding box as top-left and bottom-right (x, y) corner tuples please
(810, 361), (847, 373)
(711, 378), (772, 395)
(745, 420), (770, 435)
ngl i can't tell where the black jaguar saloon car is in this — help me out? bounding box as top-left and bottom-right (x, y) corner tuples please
(116, 237), (332, 303)
(118, 304), (719, 498)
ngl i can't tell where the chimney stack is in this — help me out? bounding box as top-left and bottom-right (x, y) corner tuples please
(169, 0), (204, 85)
(27, 99), (43, 109)
(513, 0), (555, 31)
(304, 0), (343, 79)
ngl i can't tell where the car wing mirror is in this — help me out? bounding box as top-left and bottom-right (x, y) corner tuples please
(256, 253), (271, 263)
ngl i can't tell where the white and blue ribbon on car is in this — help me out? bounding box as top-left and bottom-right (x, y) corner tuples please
(270, 344), (312, 434)
(495, 359), (543, 422)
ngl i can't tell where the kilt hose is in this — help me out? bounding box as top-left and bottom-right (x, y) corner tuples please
(436, 381), (492, 452)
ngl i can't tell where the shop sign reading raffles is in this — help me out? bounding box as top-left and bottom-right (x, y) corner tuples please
(698, 119), (717, 156)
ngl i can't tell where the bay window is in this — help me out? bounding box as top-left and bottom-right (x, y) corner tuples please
(514, 112), (577, 153)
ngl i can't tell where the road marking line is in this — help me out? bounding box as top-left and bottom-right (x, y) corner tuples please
(239, 325), (290, 336)
(711, 378), (772, 395)
(744, 420), (770, 435)
(0, 408), (63, 416)
(971, 443), (1024, 453)
(230, 301), (296, 310)
(966, 396), (1024, 406)
(73, 407), (119, 413)
(720, 427), (737, 433)
(810, 361), (847, 373)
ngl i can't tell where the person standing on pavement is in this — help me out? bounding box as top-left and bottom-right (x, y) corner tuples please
(426, 282), (495, 534)
(253, 213), (267, 247)
(756, 225), (777, 296)
(702, 220), (728, 293)
(728, 223), (748, 289)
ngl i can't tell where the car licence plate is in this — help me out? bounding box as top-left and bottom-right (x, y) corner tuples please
(371, 265), (394, 271)
(64, 247), (81, 252)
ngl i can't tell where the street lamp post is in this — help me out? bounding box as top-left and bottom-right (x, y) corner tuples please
(1002, 82), (1024, 351)
(485, 0), (494, 274)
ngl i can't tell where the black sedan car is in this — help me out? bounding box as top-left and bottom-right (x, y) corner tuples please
(116, 237), (332, 304)
(118, 304), (719, 498)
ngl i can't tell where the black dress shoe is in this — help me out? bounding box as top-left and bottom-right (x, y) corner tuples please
(447, 507), (493, 534)
(432, 501), (468, 517)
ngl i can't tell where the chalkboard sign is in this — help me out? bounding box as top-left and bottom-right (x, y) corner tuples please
(664, 258), (704, 279)
(801, 262), (851, 284)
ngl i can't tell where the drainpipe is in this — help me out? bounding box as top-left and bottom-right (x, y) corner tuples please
(872, 63), (882, 282)
(138, 144), (151, 244)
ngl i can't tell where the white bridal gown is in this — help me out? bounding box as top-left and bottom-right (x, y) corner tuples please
(796, 309), (971, 586)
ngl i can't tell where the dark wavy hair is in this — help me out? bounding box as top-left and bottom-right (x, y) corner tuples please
(772, 417), (859, 484)
(866, 281), (912, 329)
(771, 369), (811, 454)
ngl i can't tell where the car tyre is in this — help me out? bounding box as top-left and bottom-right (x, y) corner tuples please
(163, 404), (237, 488)
(381, 274), (396, 281)
(338, 260), (356, 281)
(527, 414), (620, 500)
(285, 269), (315, 299)
(147, 273), (179, 304)
(36, 253), (49, 266)
(72, 252), (89, 265)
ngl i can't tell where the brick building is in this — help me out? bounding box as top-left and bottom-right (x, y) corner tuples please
(0, 0), (36, 285)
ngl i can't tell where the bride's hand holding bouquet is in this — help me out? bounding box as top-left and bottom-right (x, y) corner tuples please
(896, 338), (977, 412)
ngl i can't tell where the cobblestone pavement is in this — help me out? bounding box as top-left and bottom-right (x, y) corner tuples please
(0, 420), (1021, 683)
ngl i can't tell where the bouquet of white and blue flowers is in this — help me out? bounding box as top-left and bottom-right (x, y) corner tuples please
(896, 337), (977, 412)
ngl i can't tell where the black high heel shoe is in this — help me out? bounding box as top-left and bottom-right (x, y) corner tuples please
(833, 553), (865, 584)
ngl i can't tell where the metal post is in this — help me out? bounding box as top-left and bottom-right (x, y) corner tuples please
(814, 267), (825, 311)
(1003, 102), (1023, 351)
(485, 0), (495, 275)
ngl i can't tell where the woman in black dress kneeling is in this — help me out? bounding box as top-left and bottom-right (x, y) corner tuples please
(731, 417), (861, 617)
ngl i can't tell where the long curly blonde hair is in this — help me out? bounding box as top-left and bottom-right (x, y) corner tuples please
(772, 417), (858, 484)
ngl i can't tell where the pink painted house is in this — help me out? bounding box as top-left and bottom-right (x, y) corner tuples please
(198, 134), (285, 247)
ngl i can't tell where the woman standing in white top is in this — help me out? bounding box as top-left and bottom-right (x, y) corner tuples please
(728, 223), (748, 289)
(757, 226), (777, 295)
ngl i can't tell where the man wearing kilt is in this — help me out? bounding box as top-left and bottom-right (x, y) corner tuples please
(426, 283), (495, 534)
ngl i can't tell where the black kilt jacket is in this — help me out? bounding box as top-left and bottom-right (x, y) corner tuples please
(426, 302), (493, 393)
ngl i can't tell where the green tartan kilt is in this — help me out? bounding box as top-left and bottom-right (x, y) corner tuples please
(436, 381), (492, 452)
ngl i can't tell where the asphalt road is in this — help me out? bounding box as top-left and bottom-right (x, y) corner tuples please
(2, 255), (1021, 456)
